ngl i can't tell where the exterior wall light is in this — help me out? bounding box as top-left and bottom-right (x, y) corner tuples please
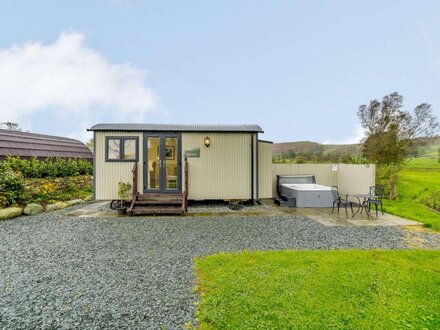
(204, 136), (211, 147)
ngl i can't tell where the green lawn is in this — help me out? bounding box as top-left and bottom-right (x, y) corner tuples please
(384, 167), (440, 230)
(194, 250), (440, 330)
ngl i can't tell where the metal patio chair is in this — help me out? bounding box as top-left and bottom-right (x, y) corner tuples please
(331, 186), (353, 218)
(367, 185), (385, 217)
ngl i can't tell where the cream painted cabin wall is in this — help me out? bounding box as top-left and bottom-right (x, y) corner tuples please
(182, 132), (254, 200)
(258, 141), (273, 198)
(94, 131), (143, 200)
(94, 131), (270, 201)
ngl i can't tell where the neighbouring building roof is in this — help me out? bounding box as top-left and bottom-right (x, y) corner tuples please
(88, 123), (264, 133)
(0, 129), (93, 160)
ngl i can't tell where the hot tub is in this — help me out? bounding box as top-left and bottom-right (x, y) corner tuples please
(276, 175), (334, 208)
(280, 183), (333, 208)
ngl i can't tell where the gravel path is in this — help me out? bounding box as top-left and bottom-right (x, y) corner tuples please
(0, 207), (431, 329)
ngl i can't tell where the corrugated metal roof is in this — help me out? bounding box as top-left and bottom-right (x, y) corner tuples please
(88, 123), (264, 133)
(0, 129), (93, 160)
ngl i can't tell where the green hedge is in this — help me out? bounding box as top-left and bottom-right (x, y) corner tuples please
(0, 163), (25, 207)
(0, 156), (93, 208)
(2, 156), (93, 178)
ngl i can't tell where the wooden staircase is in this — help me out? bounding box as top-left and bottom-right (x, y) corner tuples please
(129, 193), (186, 215)
(127, 161), (189, 216)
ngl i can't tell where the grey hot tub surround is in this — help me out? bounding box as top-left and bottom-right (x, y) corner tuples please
(276, 175), (334, 208)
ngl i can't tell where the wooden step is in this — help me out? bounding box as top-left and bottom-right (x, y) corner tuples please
(130, 207), (182, 215)
(134, 200), (182, 205)
(137, 193), (182, 200)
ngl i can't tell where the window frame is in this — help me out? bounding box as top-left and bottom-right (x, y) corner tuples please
(105, 136), (139, 162)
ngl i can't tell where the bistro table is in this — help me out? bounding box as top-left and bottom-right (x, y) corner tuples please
(350, 194), (377, 219)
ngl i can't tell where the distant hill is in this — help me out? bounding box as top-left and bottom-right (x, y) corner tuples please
(272, 141), (362, 156)
(272, 137), (440, 164)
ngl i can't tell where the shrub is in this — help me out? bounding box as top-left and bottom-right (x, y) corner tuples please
(118, 182), (132, 200)
(2, 156), (93, 178)
(422, 191), (440, 211)
(376, 164), (401, 200)
(0, 164), (24, 207)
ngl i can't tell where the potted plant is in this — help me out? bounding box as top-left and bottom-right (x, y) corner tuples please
(116, 181), (131, 215)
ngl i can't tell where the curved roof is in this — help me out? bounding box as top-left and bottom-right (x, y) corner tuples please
(88, 123), (264, 133)
(0, 129), (93, 160)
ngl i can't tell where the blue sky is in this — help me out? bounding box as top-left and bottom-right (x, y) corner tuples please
(0, 0), (439, 143)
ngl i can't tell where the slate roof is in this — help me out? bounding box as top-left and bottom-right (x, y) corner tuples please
(0, 129), (93, 160)
(88, 123), (264, 133)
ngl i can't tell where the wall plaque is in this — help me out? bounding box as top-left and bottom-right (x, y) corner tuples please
(184, 148), (200, 158)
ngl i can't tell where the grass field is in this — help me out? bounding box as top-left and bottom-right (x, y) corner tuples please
(405, 157), (440, 169)
(384, 150), (440, 230)
(195, 250), (440, 330)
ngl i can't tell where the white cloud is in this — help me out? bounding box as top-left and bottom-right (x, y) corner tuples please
(322, 125), (364, 145)
(0, 32), (161, 141)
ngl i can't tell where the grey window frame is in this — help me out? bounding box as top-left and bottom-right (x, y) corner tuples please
(105, 136), (139, 162)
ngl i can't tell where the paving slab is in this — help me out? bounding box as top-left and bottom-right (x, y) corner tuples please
(277, 205), (423, 227)
(65, 201), (111, 217)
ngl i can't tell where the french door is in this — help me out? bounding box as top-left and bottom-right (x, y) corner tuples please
(144, 133), (181, 193)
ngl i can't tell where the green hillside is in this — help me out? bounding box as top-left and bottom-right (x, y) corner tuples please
(273, 137), (440, 164)
(406, 142), (440, 169)
(272, 141), (361, 156)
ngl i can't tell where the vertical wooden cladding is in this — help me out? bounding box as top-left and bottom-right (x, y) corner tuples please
(95, 131), (143, 200)
(182, 132), (252, 200)
(258, 141), (273, 198)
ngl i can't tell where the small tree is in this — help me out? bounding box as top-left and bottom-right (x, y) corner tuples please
(287, 149), (296, 159)
(358, 92), (439, 198)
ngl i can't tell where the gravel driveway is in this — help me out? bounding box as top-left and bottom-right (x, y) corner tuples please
(0, 207), (419, 329)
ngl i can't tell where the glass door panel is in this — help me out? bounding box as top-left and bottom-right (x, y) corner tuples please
(147, 136), (160, 190)
(164, 137), (178, 190)
(144, 134), (181, 193)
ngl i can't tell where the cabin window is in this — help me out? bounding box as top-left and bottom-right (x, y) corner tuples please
(105, 137), (138, 162)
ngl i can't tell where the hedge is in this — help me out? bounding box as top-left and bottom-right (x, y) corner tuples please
(0, 163), (24, 207)
(0, 157), (93, 207)
(2, 156), (93, 178)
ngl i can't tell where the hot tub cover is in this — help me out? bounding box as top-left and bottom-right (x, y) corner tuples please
(280, 183), (333, 208)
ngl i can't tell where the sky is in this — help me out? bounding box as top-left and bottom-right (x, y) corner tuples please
(0, 0), (439, 143)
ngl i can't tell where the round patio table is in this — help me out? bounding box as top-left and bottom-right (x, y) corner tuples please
(350, 194), (377, 219)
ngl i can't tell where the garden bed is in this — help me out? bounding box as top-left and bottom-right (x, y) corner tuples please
(0, 157), (93, 220)
(22, 175), (92, 205)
